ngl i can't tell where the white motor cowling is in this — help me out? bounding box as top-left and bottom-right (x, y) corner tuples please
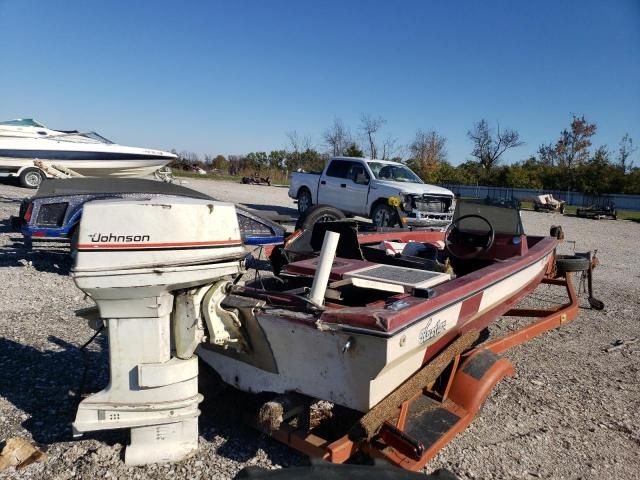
(74, 195), (246, 272)
(71, 196), (246, 465)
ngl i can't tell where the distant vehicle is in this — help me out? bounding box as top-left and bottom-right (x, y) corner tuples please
(242, 174), (271, 186)
(533, 194), (566, 213)
(288, 157), (455, 227)
(0, 119), (177, 188)
(11, 178), (285, 250)
(169, 159), (208, 175)
(576, 198), (617, 220)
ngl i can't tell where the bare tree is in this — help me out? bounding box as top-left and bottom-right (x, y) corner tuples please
(467, 119), (524, 171)
(285, 130), (301, 170)
(323, 118), (351, 156)
(380, 134), (398, 160)
(409, 130), (447, 175)
(227, 155), (242, 175)
(179, 151), (201, 163)
(286, 130), (313, 170)
(537, 143), (556, 166)
(301, 134), (313, 152)
(286, 130), (301, 154)
(617, 133), (636, 173)
(359, 114), (386, 159)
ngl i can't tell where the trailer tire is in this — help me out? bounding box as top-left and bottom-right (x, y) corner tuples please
(19, 168), (43, 189)
(295, 204), (345, 230)
(556, 254), (590, 273)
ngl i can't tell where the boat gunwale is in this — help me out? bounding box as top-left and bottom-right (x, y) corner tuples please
(319, 235), (558, 338)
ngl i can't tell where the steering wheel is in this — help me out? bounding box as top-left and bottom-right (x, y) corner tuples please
(445, 214), (495, 260)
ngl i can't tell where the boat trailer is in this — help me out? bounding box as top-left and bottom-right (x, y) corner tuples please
(250, 268), (585, 470)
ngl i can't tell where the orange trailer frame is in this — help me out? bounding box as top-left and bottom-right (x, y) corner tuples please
(254, 271), (581, 471)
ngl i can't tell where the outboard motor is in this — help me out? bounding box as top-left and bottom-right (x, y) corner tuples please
(71, 196), (246, 465)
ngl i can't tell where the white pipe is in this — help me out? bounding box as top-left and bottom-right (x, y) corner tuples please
(309, 230), (340, 306)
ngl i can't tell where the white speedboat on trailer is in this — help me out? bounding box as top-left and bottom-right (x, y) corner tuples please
(0, 119), (177, 188)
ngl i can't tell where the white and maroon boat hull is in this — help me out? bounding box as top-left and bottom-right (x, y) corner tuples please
(199, 245), (554, 412)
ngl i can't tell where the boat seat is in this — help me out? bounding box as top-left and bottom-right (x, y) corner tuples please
(283, 256), (450, 295)
(360, 244), (447, 273)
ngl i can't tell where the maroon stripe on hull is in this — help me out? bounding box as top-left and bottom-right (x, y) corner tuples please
(420, 267), (546, 366)
(458, 292), (483, 321)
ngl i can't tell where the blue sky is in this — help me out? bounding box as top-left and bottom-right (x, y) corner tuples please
(1, 0), (638, 165)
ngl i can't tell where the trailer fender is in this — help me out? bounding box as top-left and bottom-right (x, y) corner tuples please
(447, 349), (514, 415)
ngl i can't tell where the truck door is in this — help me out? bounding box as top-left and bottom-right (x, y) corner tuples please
(318, 160), (369, 215)
(318, 159), (350, 209)
(343, 162), (370, 215)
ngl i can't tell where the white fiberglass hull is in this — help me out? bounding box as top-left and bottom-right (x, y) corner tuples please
(0, 156), (170, 177)
(0, 136), (176, 178)
(199, 253), (552, 412)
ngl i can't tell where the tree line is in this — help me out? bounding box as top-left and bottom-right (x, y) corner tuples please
(172, 114), (639, 195)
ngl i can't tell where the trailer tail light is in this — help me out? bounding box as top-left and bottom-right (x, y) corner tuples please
(24, 203), (33, 223)
(378, 422), (425, 461)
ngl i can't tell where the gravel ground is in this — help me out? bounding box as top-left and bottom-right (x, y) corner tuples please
(1, 178), (638, 479)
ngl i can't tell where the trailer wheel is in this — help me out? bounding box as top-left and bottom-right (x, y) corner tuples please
(296, 188), (312, 214)
(556, 254), (590, 273)
(295, 204), (345, 230)
(19, 168), (43, 189)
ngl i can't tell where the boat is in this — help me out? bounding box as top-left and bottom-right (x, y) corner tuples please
(11, 178), (286, 248)
(66, 195), (598, 467)
(0, 119), (177, 187)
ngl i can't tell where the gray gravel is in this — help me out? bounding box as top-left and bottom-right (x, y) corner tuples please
(1, 179), (639, 479)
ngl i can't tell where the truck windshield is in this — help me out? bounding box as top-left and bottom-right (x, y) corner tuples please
(367, 162), (423, 183)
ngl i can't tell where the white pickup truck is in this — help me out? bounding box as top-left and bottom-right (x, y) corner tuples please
(288, 156), (455, 227)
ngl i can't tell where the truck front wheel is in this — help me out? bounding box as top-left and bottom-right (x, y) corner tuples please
(372, 203), (397, 227)
(297, 188), (312, 214)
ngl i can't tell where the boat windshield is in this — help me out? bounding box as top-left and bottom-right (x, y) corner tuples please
(0, 119), (46, 128)
(49, 131), (114, 144)
(367, 162), (423, 184)
(454, 198), (524, 235)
